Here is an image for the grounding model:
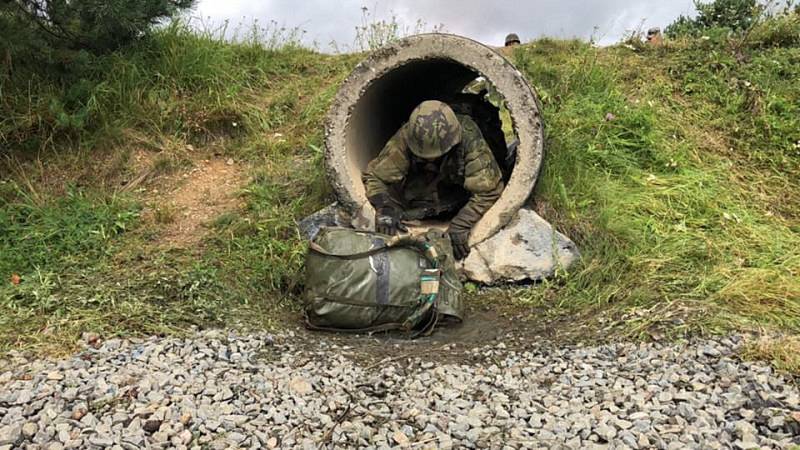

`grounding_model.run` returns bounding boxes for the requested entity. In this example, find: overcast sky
[192,1,698,50]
